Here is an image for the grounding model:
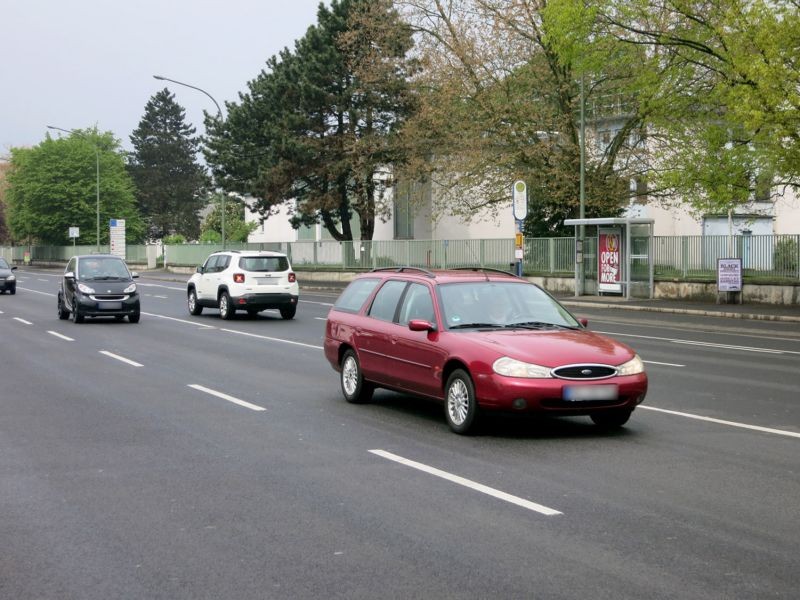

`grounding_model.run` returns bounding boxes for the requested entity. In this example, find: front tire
[280,305,296,320]
[188,288,203,315]
[71,297,84,323]
[9,285,15,295]
[218,291,234,320]
[590,409,632,429]
[128,312,140,323]
[444,369,479,434]
[340,349,373,404]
